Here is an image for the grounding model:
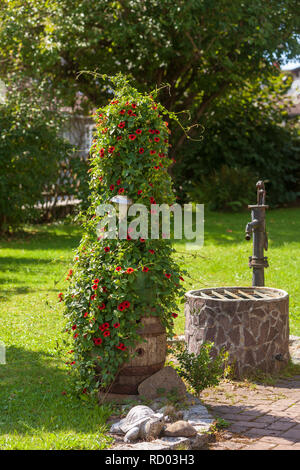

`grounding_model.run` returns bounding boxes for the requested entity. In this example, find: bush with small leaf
[173,342,229,395]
